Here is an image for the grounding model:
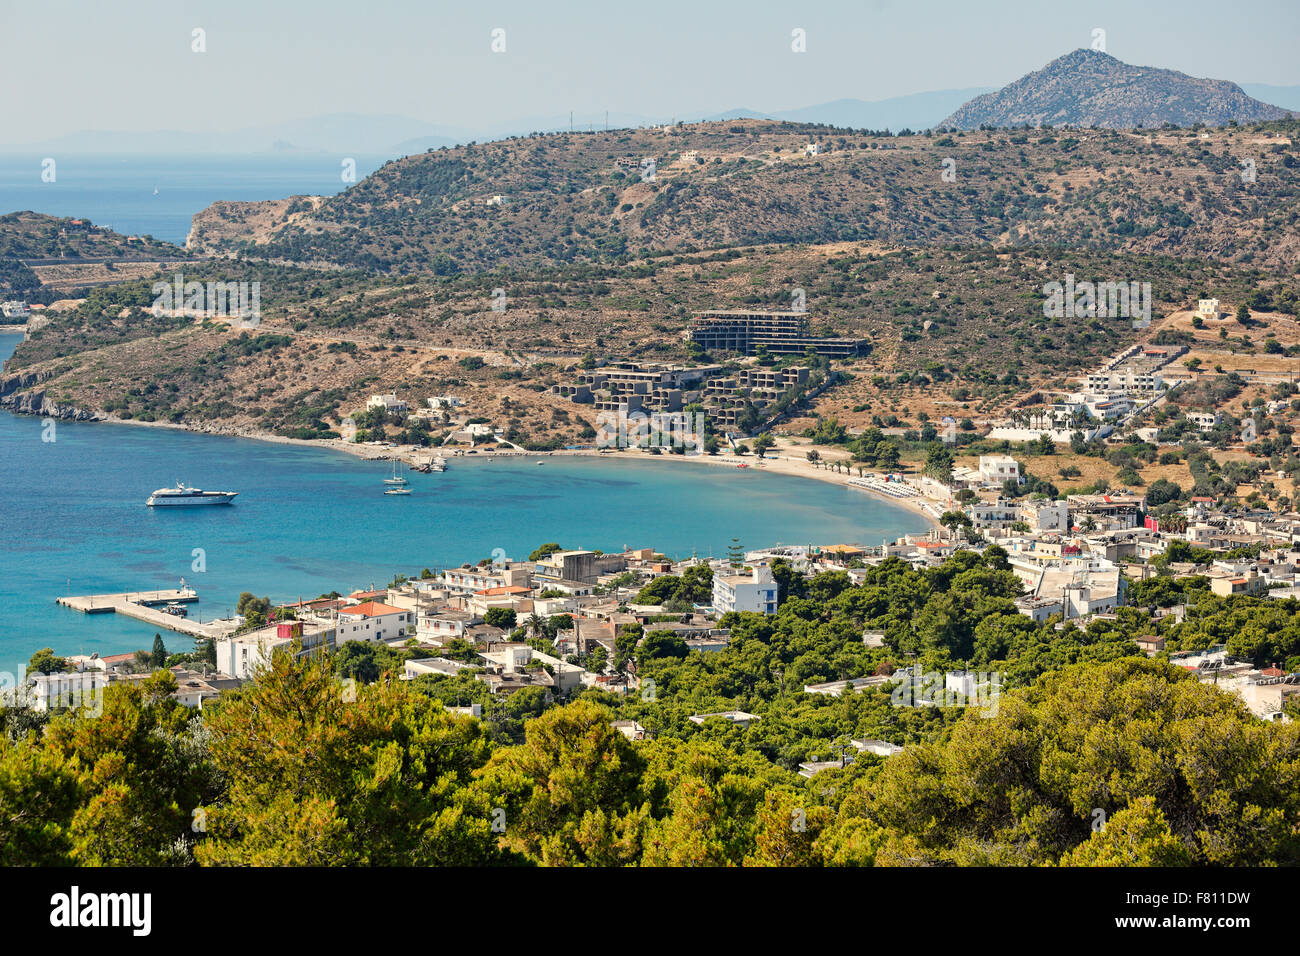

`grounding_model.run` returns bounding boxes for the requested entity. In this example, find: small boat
[430,456,447,472]
[383,461,408,485]
[163,602,188,618]
[536,460,545,466]
[384,486,412,496]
